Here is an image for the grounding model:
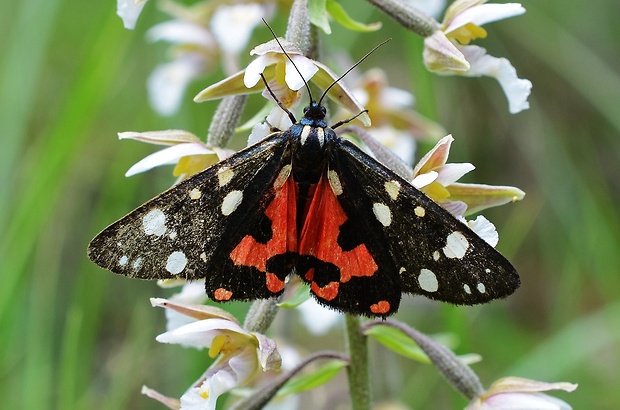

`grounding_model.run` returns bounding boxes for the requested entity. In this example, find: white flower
[151,300,281,410]
[466,377,578,410]
[118,130,229,180]
[117,0,148,30]
[211,3,274,56]
[412,134,525,218]
[424,0,532,113]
